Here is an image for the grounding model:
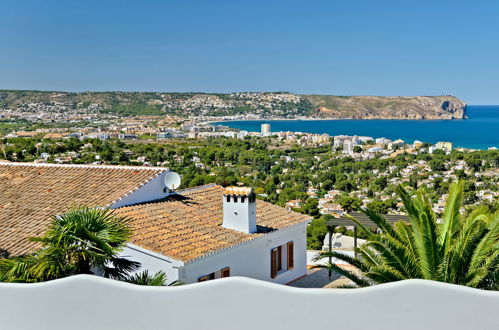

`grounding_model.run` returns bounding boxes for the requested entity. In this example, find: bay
[213,105,499,149]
